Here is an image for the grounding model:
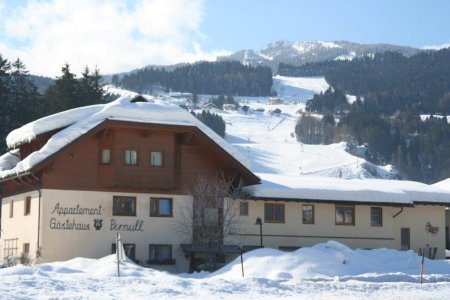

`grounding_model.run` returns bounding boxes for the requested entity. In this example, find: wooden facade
[1,120,259,198]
